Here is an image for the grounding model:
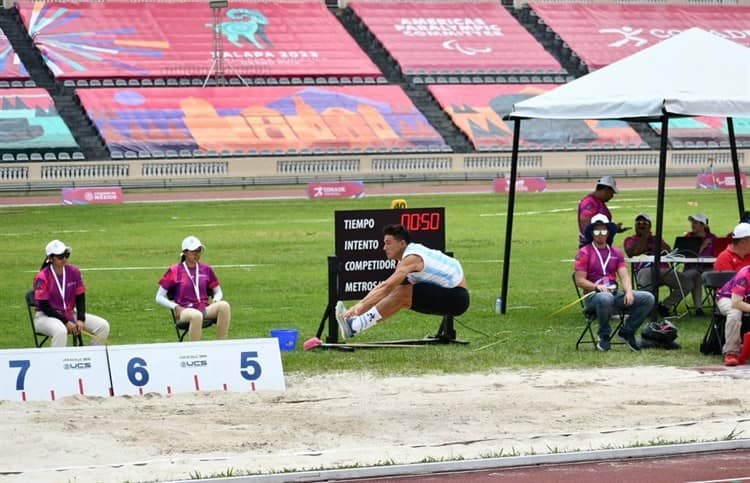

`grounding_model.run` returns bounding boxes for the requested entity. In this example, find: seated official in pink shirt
[155,236,231,341]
